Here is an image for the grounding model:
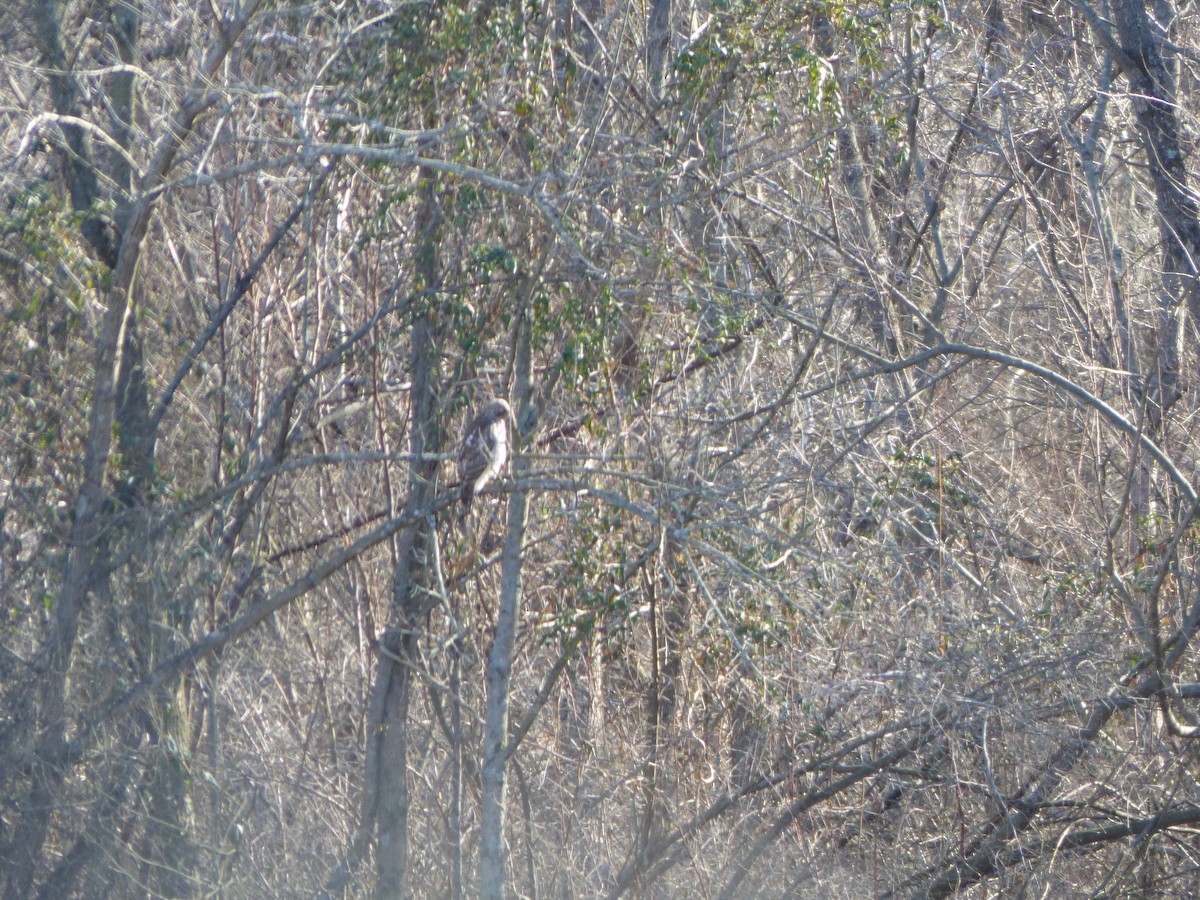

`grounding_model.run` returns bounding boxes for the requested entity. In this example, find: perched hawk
[457,399,511,516]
